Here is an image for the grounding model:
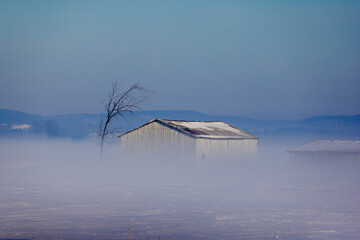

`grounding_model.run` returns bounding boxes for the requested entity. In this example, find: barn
[120,119,258,161]
[288,140,360,161]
